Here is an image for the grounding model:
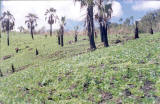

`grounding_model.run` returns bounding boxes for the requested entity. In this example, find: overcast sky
[1,0,160,31]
